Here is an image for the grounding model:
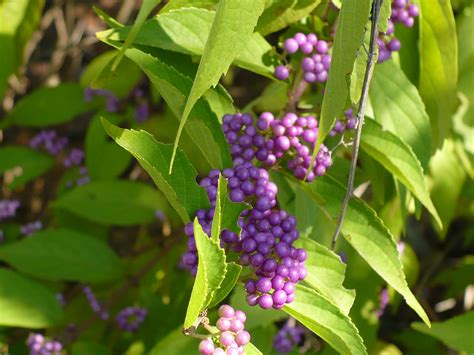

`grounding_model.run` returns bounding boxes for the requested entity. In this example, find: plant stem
[286,71,307,112]
[330,0,383,250]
